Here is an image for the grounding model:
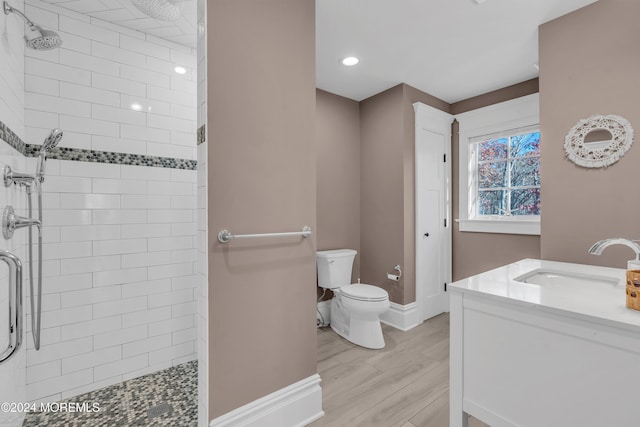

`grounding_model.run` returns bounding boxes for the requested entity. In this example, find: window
[456,94,540,235]
[472,128,540,217]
